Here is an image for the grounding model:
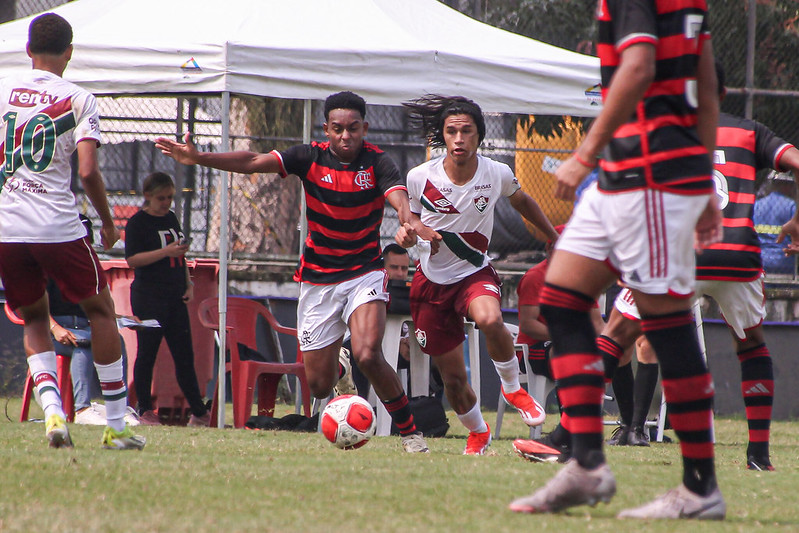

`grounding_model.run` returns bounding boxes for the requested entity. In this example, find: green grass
[1,399,797,533]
